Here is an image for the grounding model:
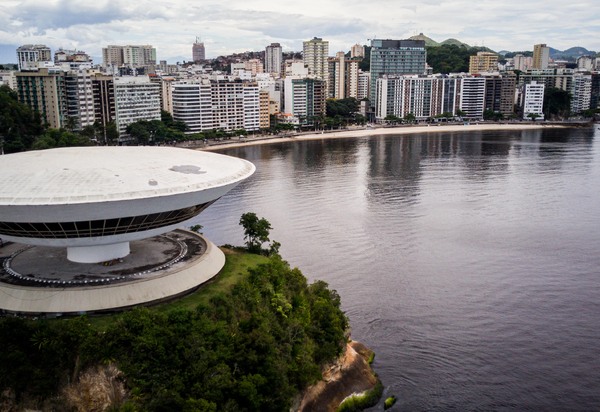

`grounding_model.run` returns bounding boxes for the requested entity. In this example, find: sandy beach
[198,123,568,151]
